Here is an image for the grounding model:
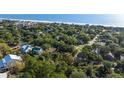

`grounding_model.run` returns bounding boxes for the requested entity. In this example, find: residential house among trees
[0,54,22,71]
[21,44,32,53]
[120,54,124,61]
[104,52,114,61]
[32,47,43,55]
